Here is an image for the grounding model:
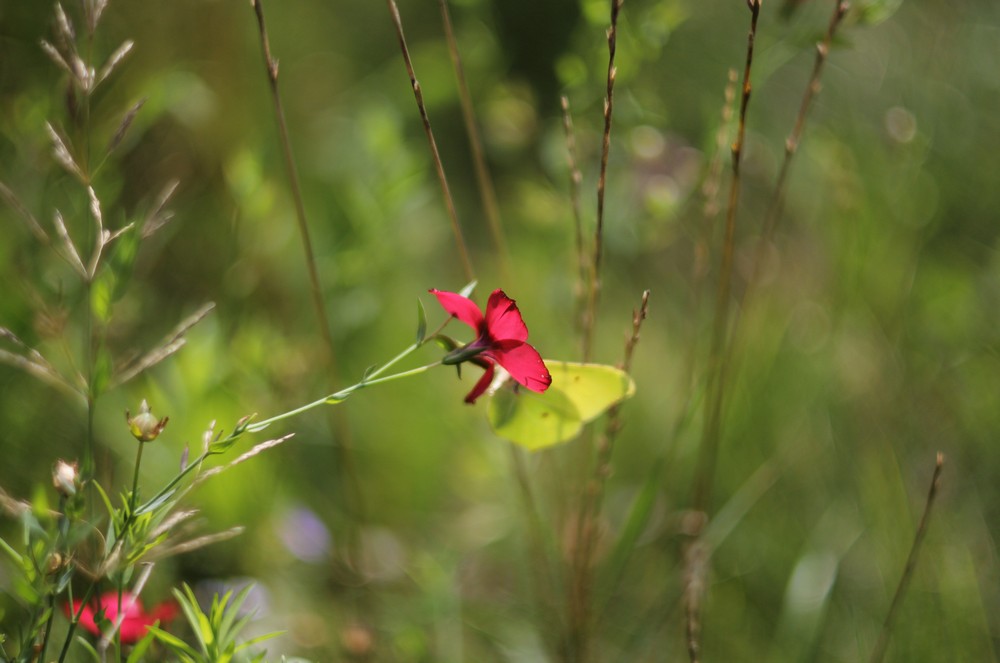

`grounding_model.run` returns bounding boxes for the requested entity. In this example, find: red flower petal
[489,340,551,393]
[430,289,485,333]
[63,592,173,644]
[464,359,496,404]
[65,599,100,637]
[484,290,529,342]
